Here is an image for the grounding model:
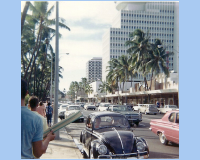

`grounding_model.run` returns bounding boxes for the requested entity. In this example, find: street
[64,108,179,159]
